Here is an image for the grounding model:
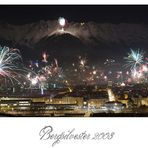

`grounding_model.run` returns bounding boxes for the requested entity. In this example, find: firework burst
[124,49,144,70]
[0,46,29,84]
[79,56,88,70]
